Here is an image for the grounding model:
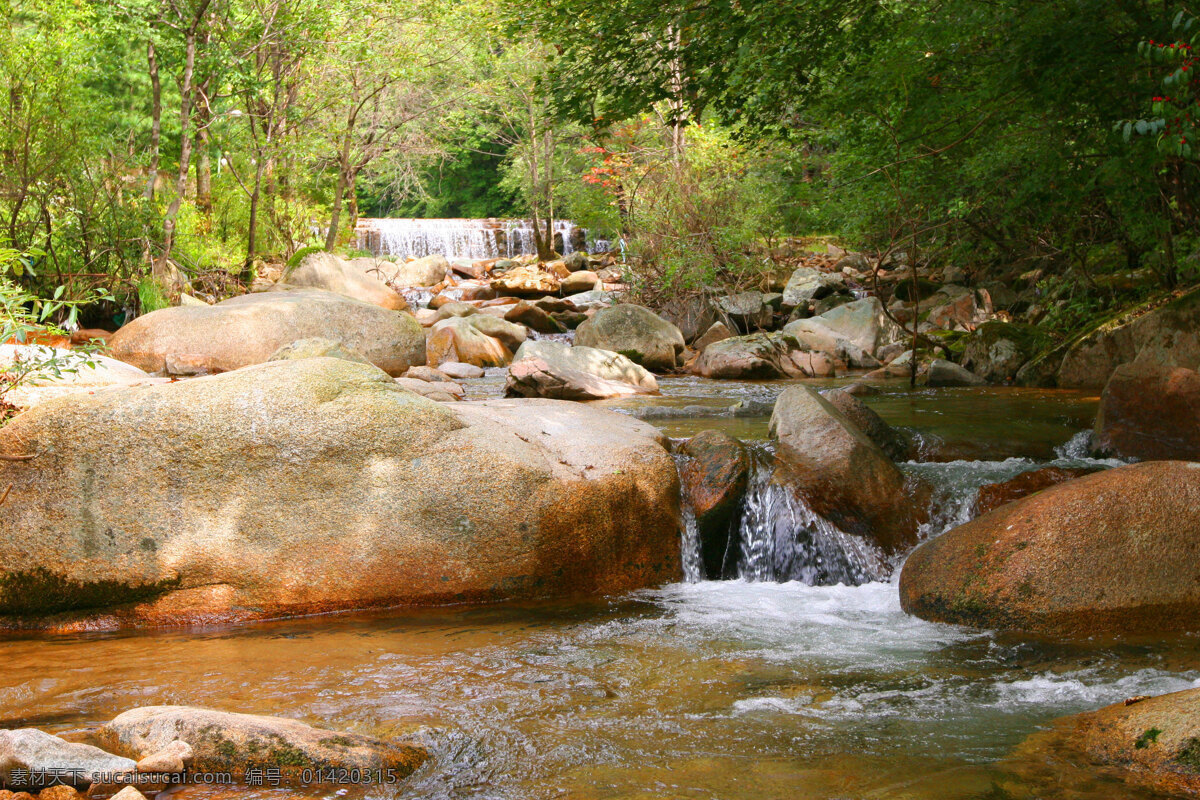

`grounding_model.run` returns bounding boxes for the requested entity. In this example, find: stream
[3,377,1191,799]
